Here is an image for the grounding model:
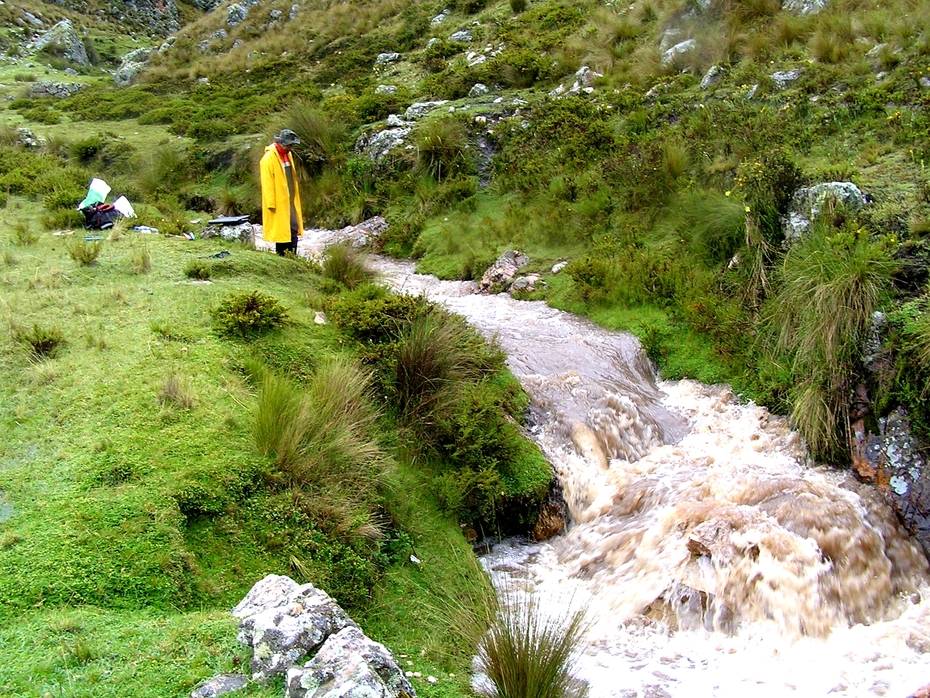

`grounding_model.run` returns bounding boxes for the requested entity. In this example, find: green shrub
[213,290,289,339]
[510,0,528,13]
[66,237,102,265]
[735,149,804,246]
[328,285,432,343]
[172,481,226,519]
[379,213,425,257]
[70,135,105,163]
[565,256,615,303]
[42,208,84,230]
[13,323,65,359]
[459,0,488,13]
[488,49,552,89]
